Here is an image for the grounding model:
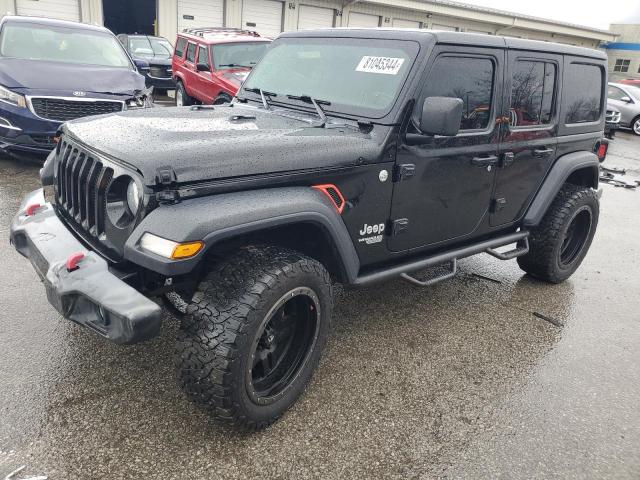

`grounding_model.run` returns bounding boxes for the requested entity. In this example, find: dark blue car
[0,15,153,159]
[117,34,175,93]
